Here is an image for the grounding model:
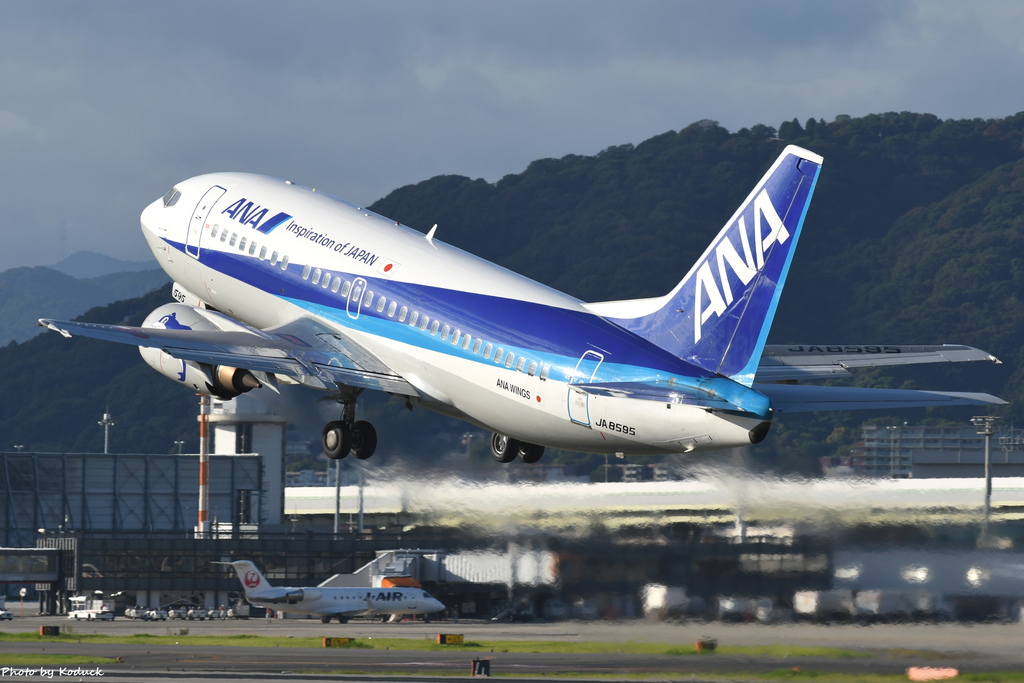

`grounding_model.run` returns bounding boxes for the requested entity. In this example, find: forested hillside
[0,265,168,344]
[3,112,1023,475]
[0,286,197,453]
